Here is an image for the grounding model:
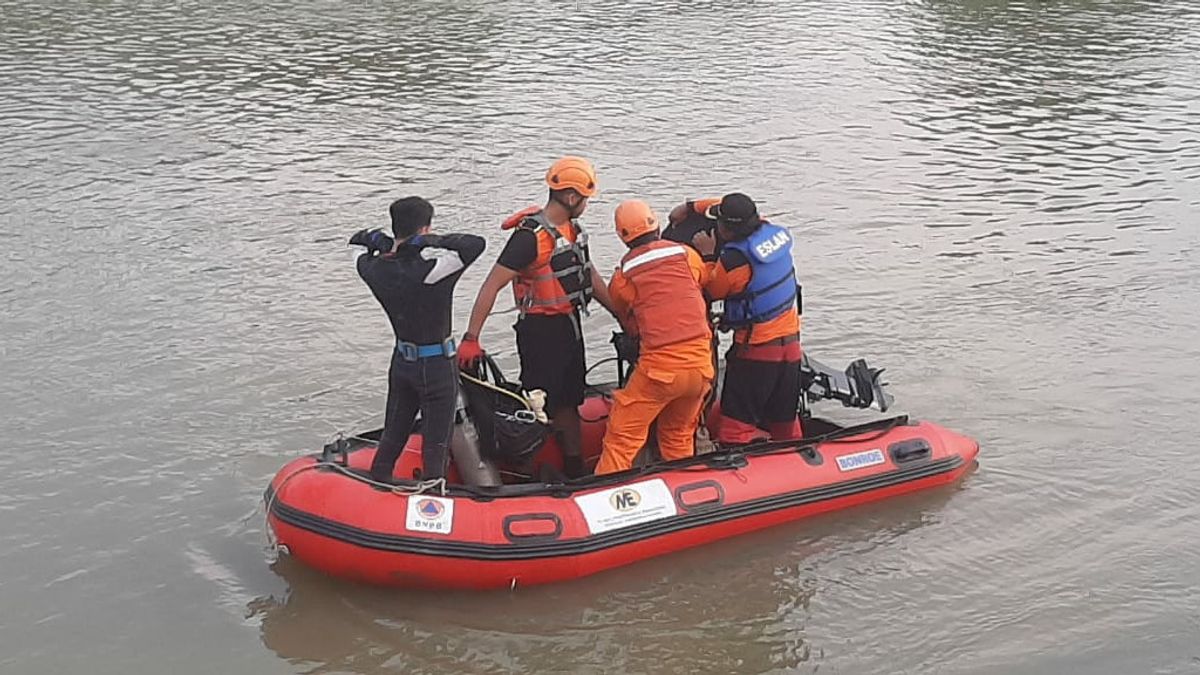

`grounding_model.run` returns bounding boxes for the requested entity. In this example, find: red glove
[457,334,484,369]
